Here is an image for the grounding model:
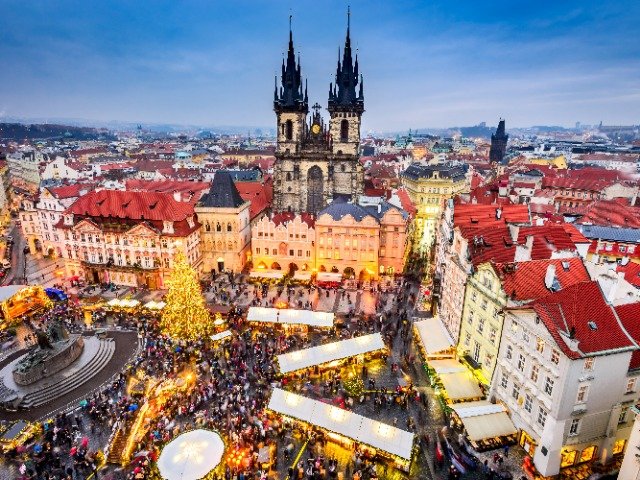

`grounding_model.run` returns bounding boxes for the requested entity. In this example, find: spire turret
[274,16,308,113]
[328,7,364,113]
